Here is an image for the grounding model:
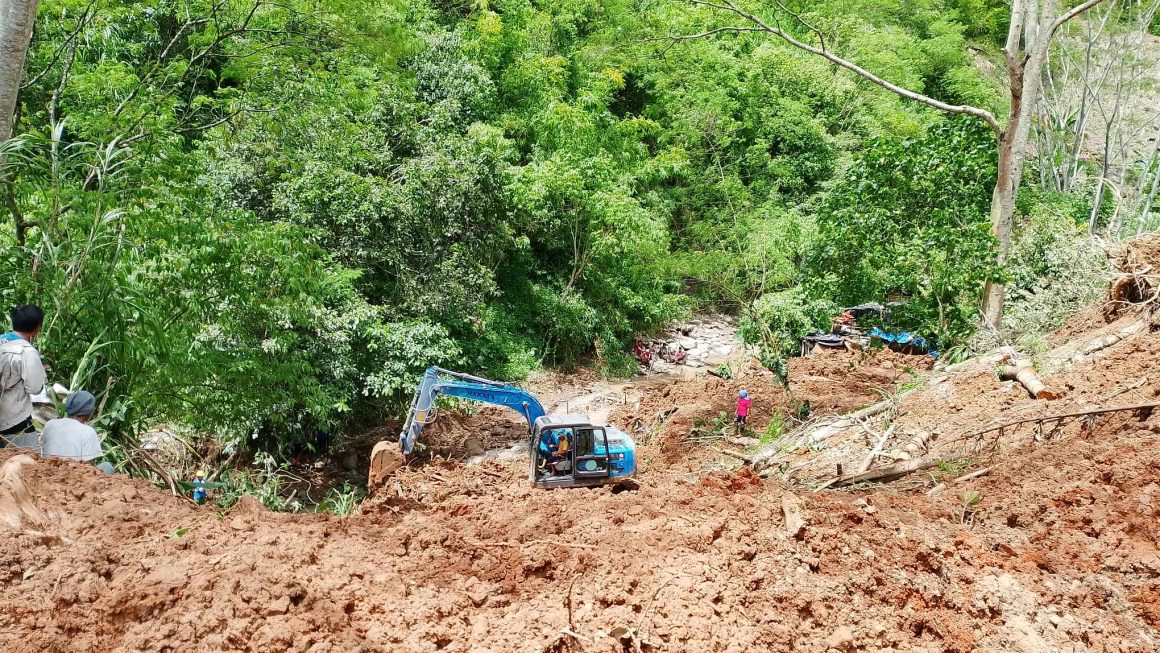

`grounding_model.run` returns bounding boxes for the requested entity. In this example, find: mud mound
[420,408,527,458]
[611,349,927,459]
[788,347,931,415]
[610,372,789,468]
